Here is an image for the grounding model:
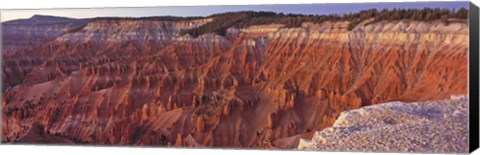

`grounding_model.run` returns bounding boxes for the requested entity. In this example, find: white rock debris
[298,95,469,153]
